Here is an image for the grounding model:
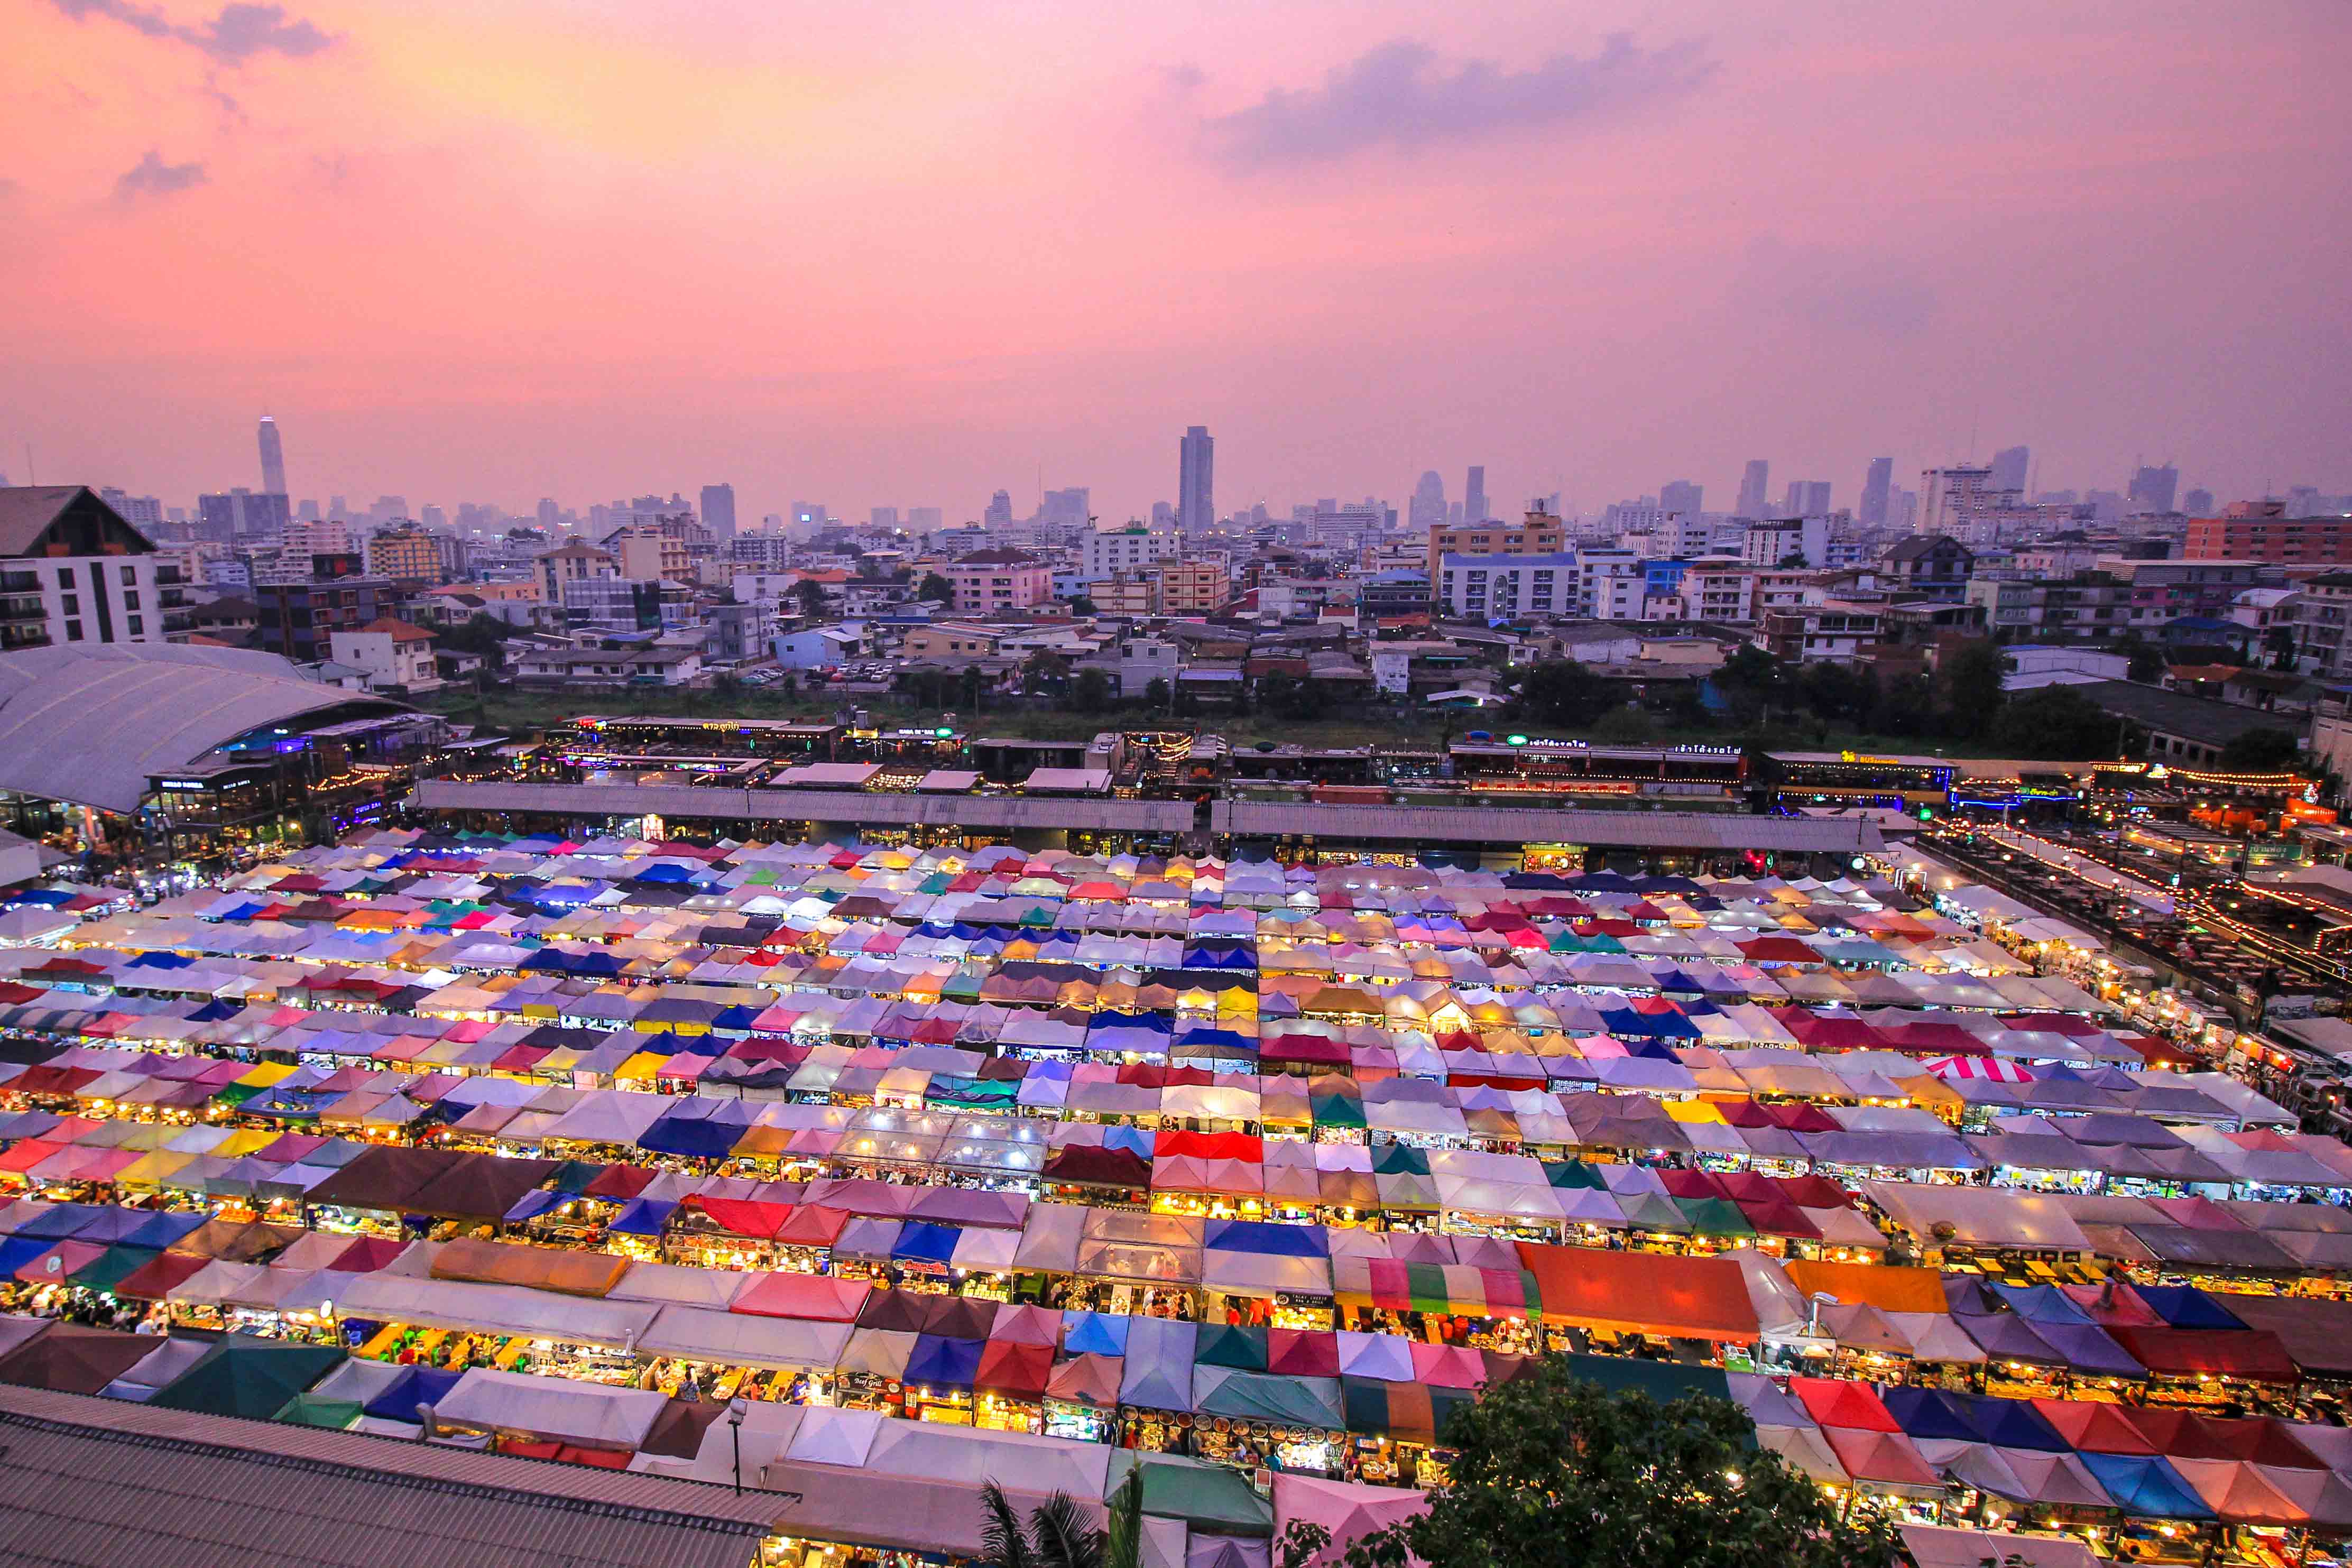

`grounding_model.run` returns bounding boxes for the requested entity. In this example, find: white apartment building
[1085,524,1180,579]
[327,617,442,693]
[1576,550,1645,620]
